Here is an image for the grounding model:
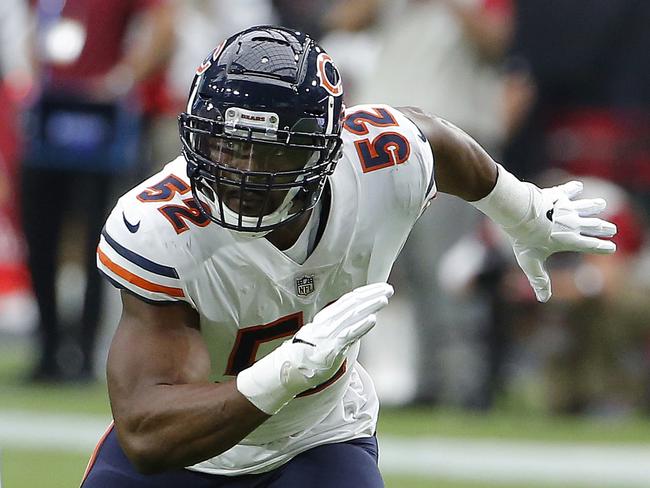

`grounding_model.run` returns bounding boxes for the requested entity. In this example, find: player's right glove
[237,282,394,414]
